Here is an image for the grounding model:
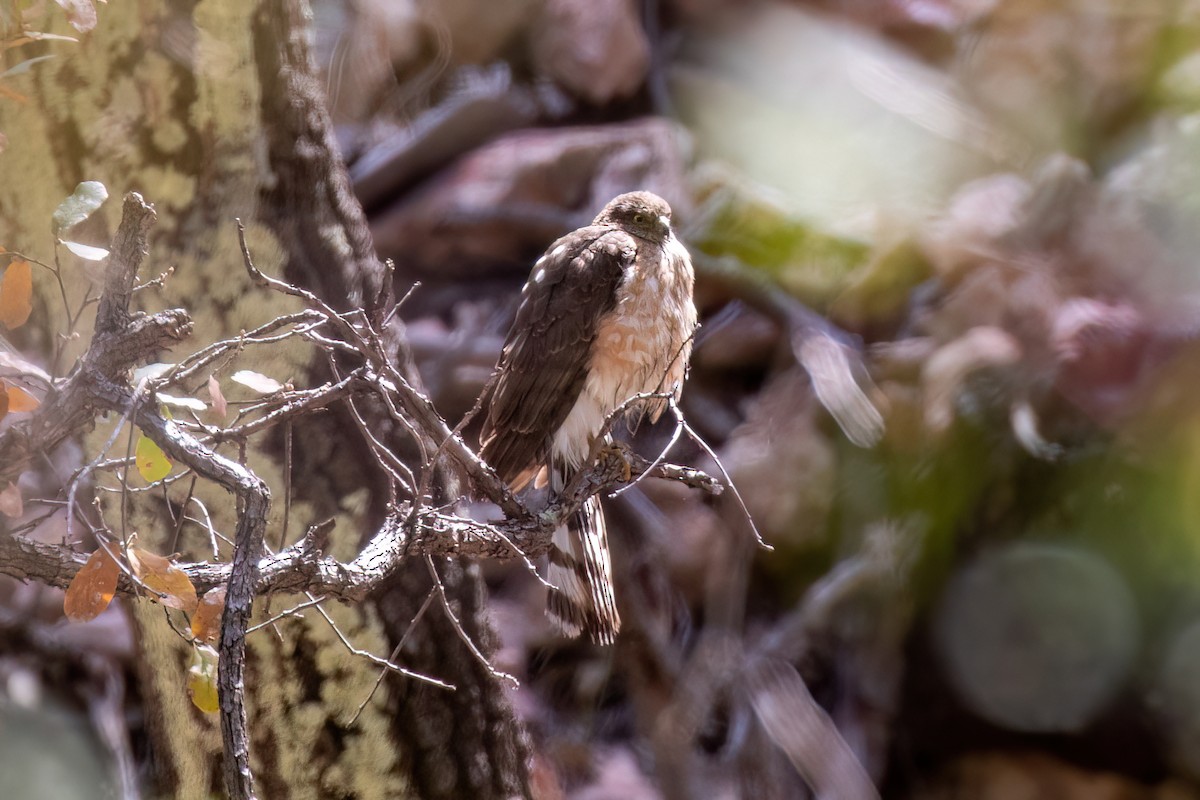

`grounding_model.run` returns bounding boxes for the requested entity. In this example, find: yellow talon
[599,440,634,482]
